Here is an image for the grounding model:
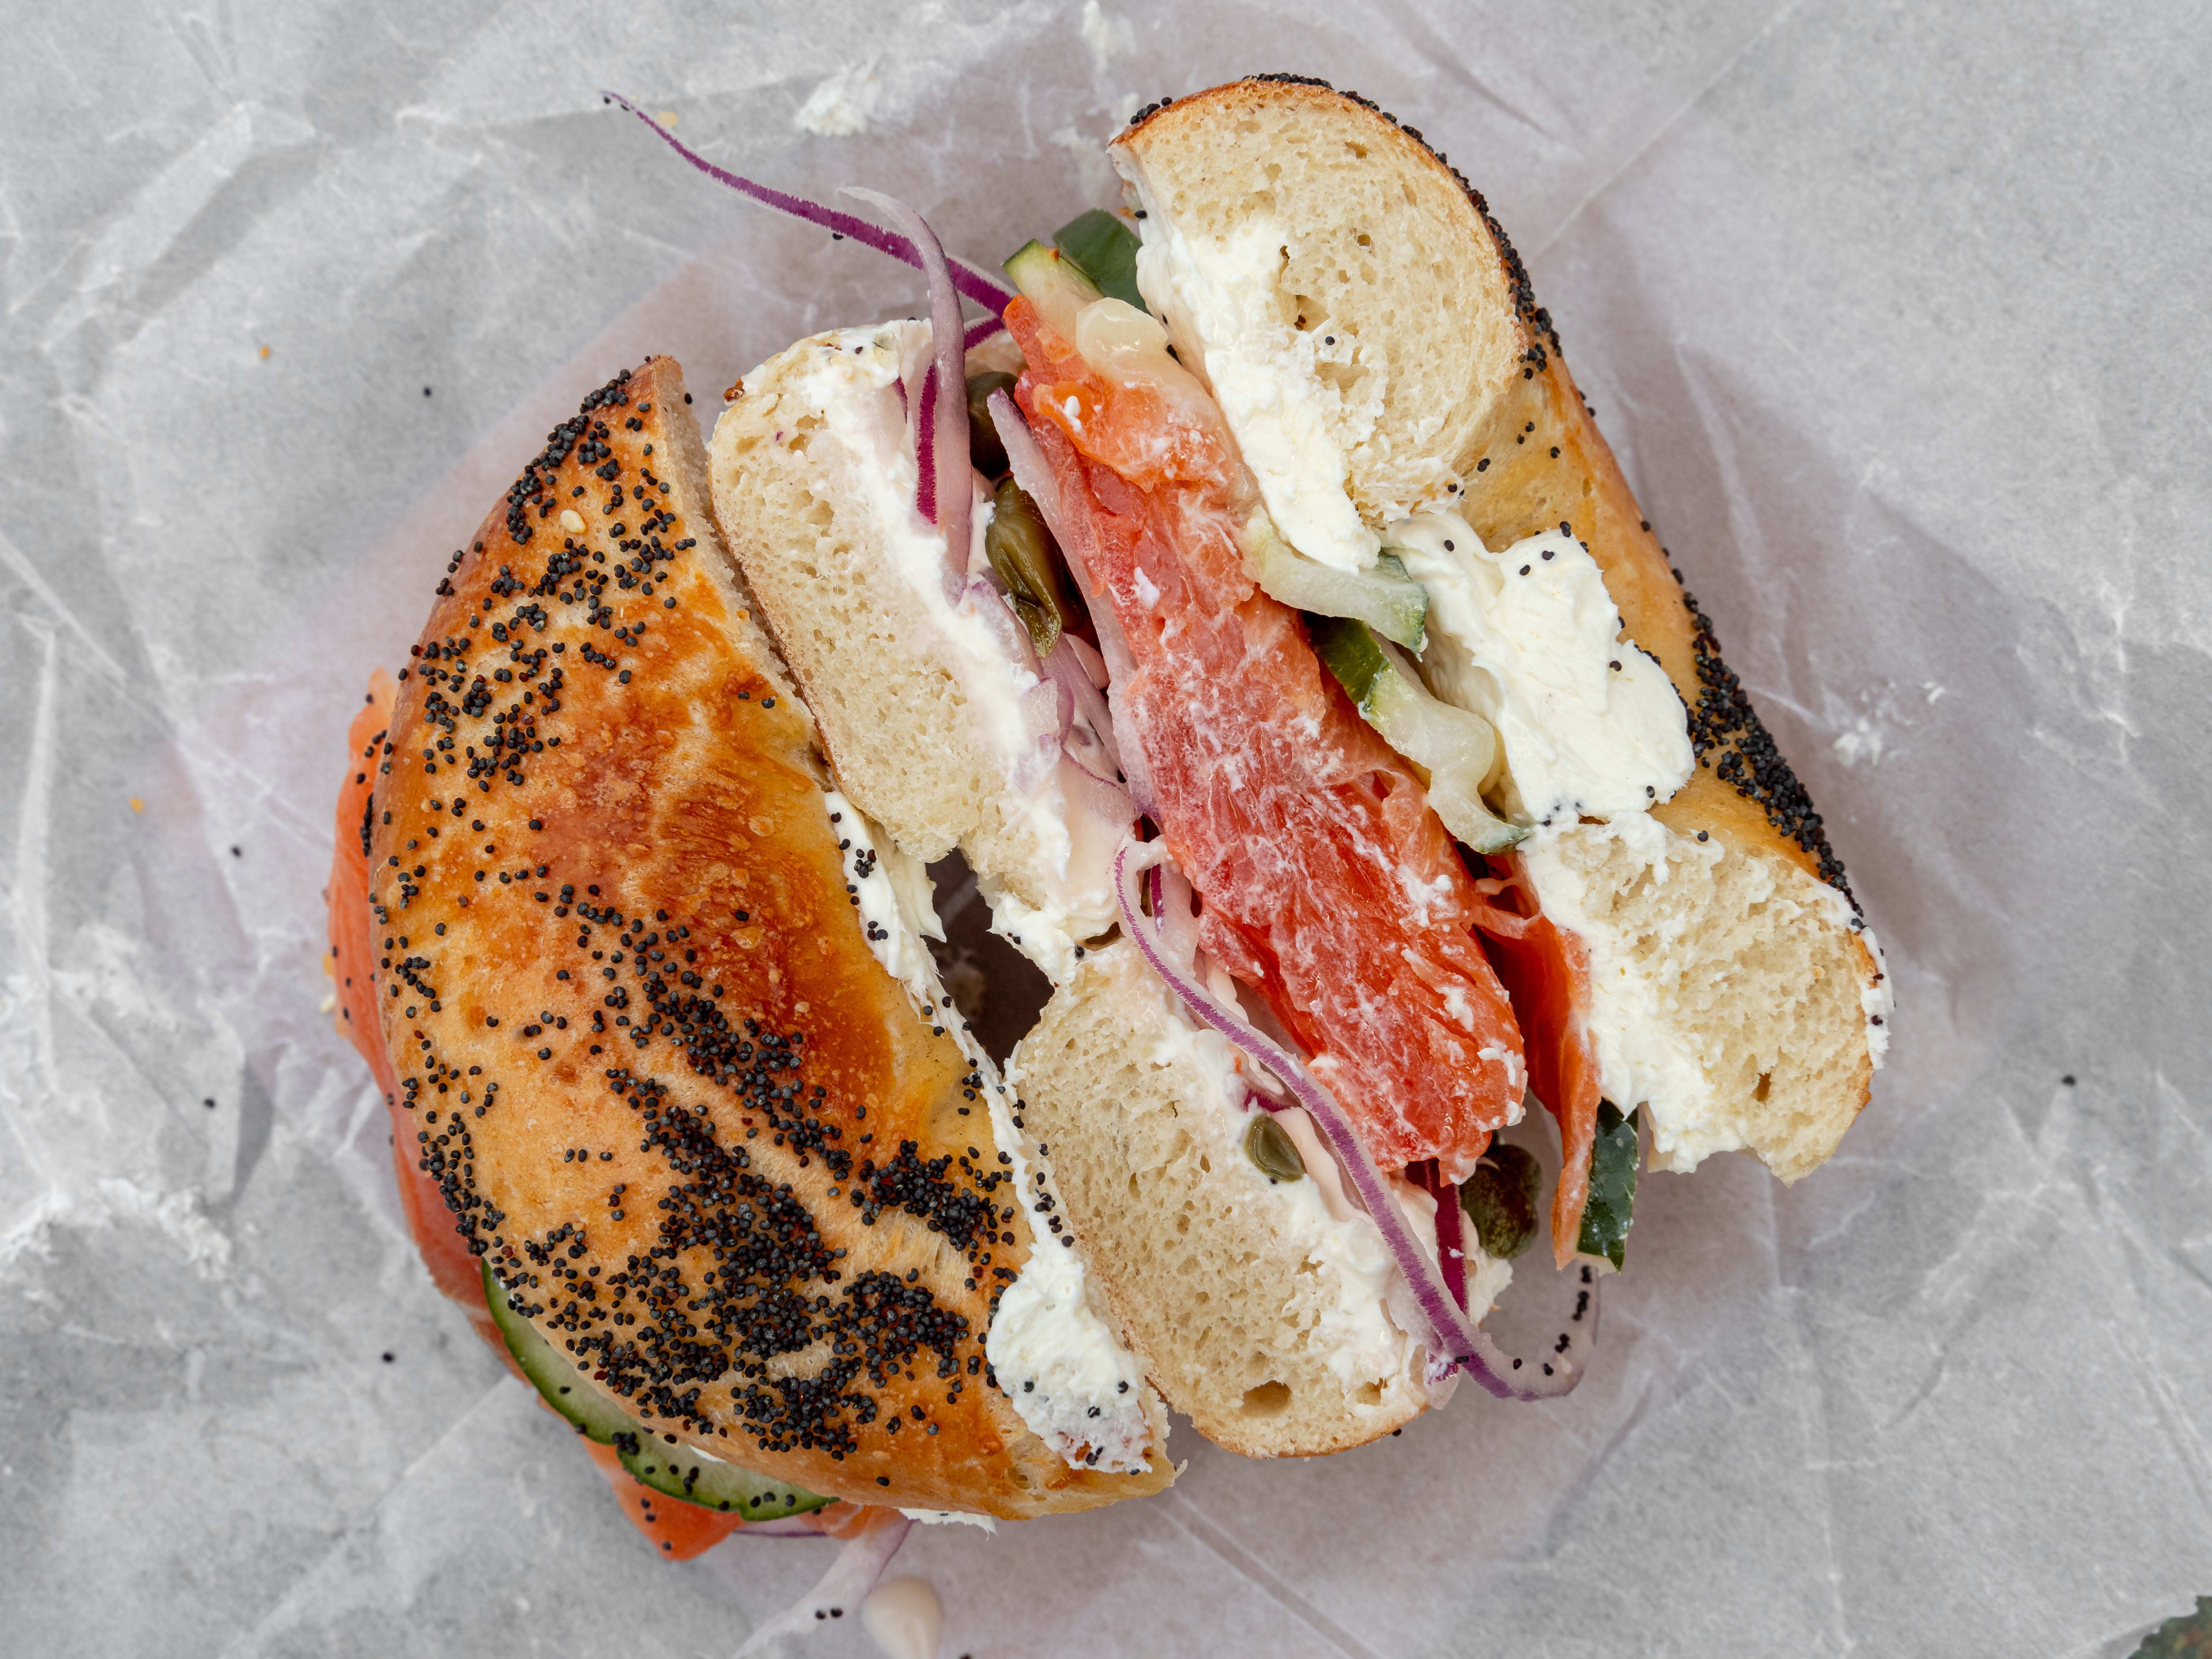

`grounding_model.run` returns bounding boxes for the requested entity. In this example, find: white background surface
[2,2,2207,1655]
